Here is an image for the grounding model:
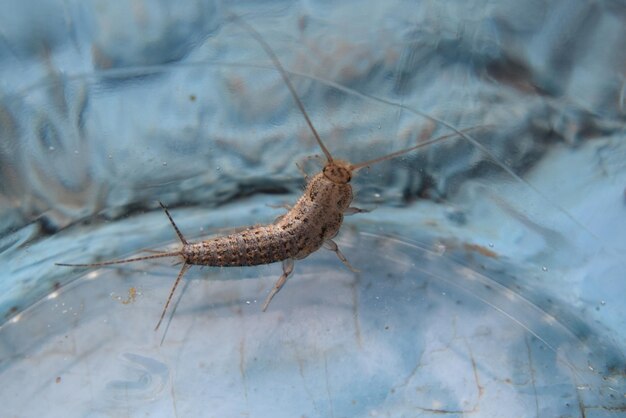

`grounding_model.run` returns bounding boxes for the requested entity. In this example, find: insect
[56,17,476,330]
